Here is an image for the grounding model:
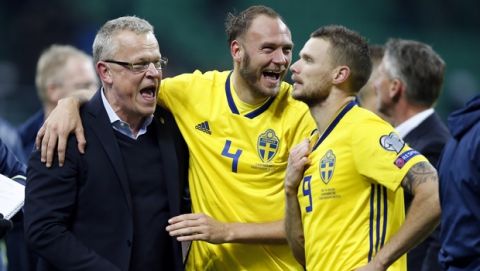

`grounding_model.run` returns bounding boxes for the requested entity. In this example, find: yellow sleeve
[351,118,427,192]
[158,72,196,110]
